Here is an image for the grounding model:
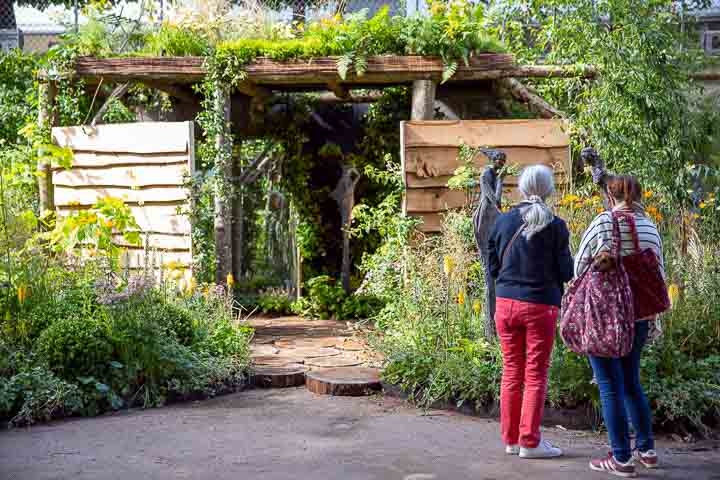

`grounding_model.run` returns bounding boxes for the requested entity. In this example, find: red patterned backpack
[560,215,635,358]
[612,211,670,319]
